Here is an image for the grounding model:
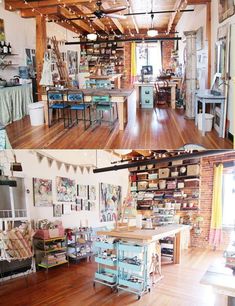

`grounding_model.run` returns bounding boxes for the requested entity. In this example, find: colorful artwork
[67,50,78,75]
[0,19,5,41]
[33,178,53,207]
[63,204,71,215]
[56,177,76,202]
[99,183,122,222]
[77,185,88,199]
[53,204,62,217]
[88,185,96,201]
[219,0,235,23]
